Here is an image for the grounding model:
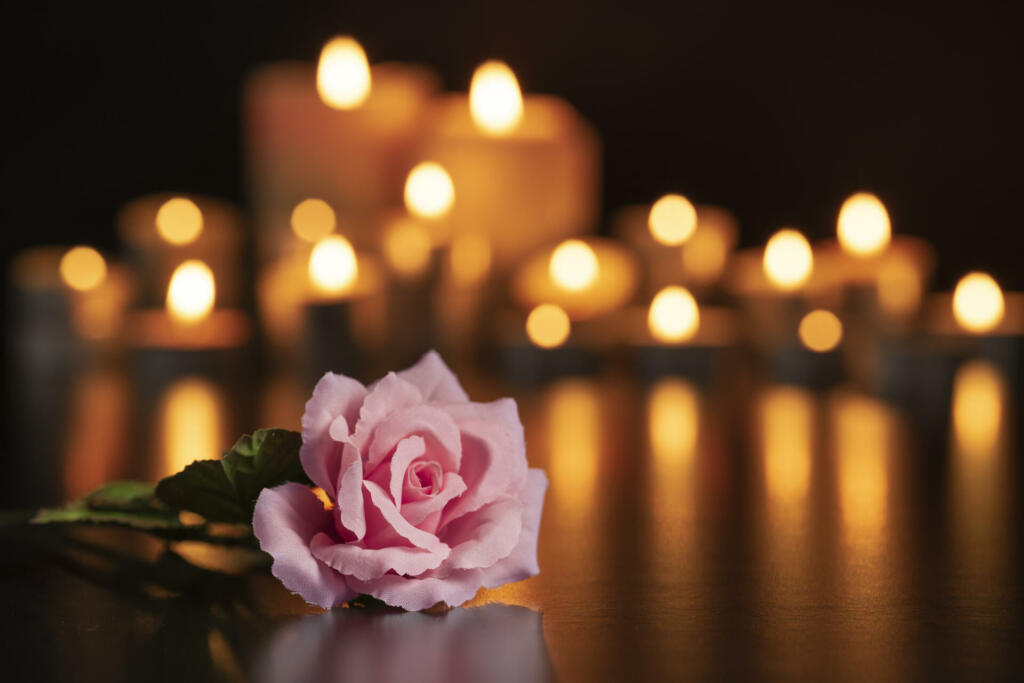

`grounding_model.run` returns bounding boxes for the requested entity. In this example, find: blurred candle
[647,286,700,344]
[245,36,438,260]
[763,228,813,291]
[837,192,891,257]
[418,60,599,268]
[952,272,1004,334]
[648,194,698,247]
